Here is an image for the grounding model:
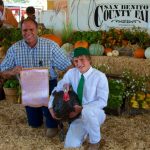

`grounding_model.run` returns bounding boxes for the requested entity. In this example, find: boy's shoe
[99,139,106,148]
[85,139,106,150]
[46,128,58,138]
[87,143,100,150]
